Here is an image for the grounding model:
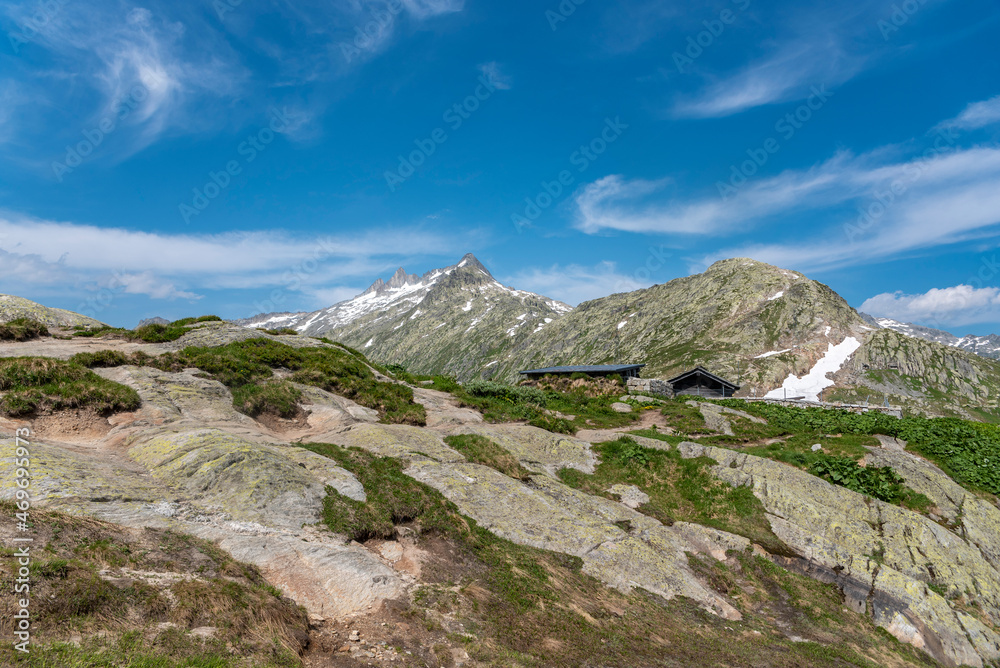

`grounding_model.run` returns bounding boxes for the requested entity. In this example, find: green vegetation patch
[807,456,932,510]
[0,317,49,341]
[444,433,533,480]
[0,357,141,416]
[72,315,223,343]
[72,338,426,425]
[153,339,425,425]
[558,436,793,557]
[443,378,639,433]
[717,399,1000,497]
